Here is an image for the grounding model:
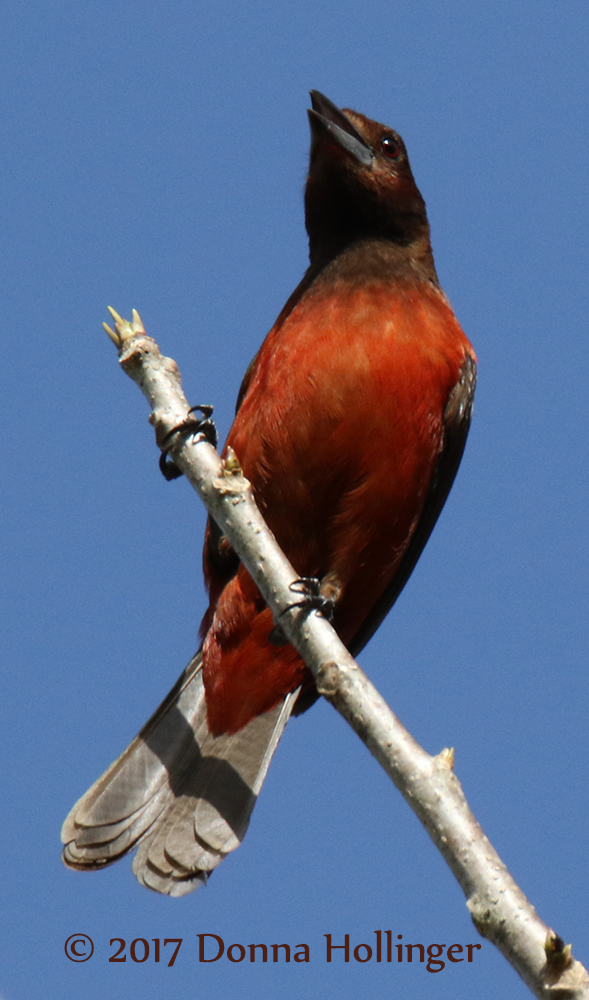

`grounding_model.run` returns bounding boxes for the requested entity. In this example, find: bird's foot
[269,577,337,645]
[159,405,218,480]
[282,577,336,620]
